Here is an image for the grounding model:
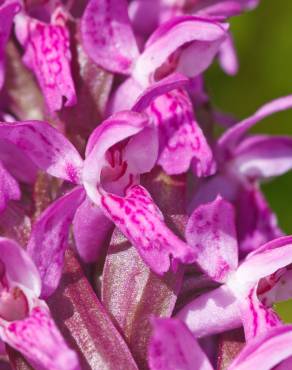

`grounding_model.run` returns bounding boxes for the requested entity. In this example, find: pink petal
[229,325,292,370]
[133,16,227,86]
[1,306,80,370]
[176,285,241,337]
[83,111,156,203]
[146,88,216,175]
[238,285,281,341]
[194,0,257,18]
[0,139,37,184]
[218,34,238,75]
[27,187,85,298]
[100,185,197,274]
[186,196,238,283]
[0,162,20,214]
[15,8,76,112]
[0,121,84,183]
[233,135,292,179]
[218,95,292,153]
[72,197,114,263]
[81,0,139,74]
[232,236,292,294]
[0,237,41,297]
[0,1,21,89]
[132,73,189,112]
[149,317,213,370]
